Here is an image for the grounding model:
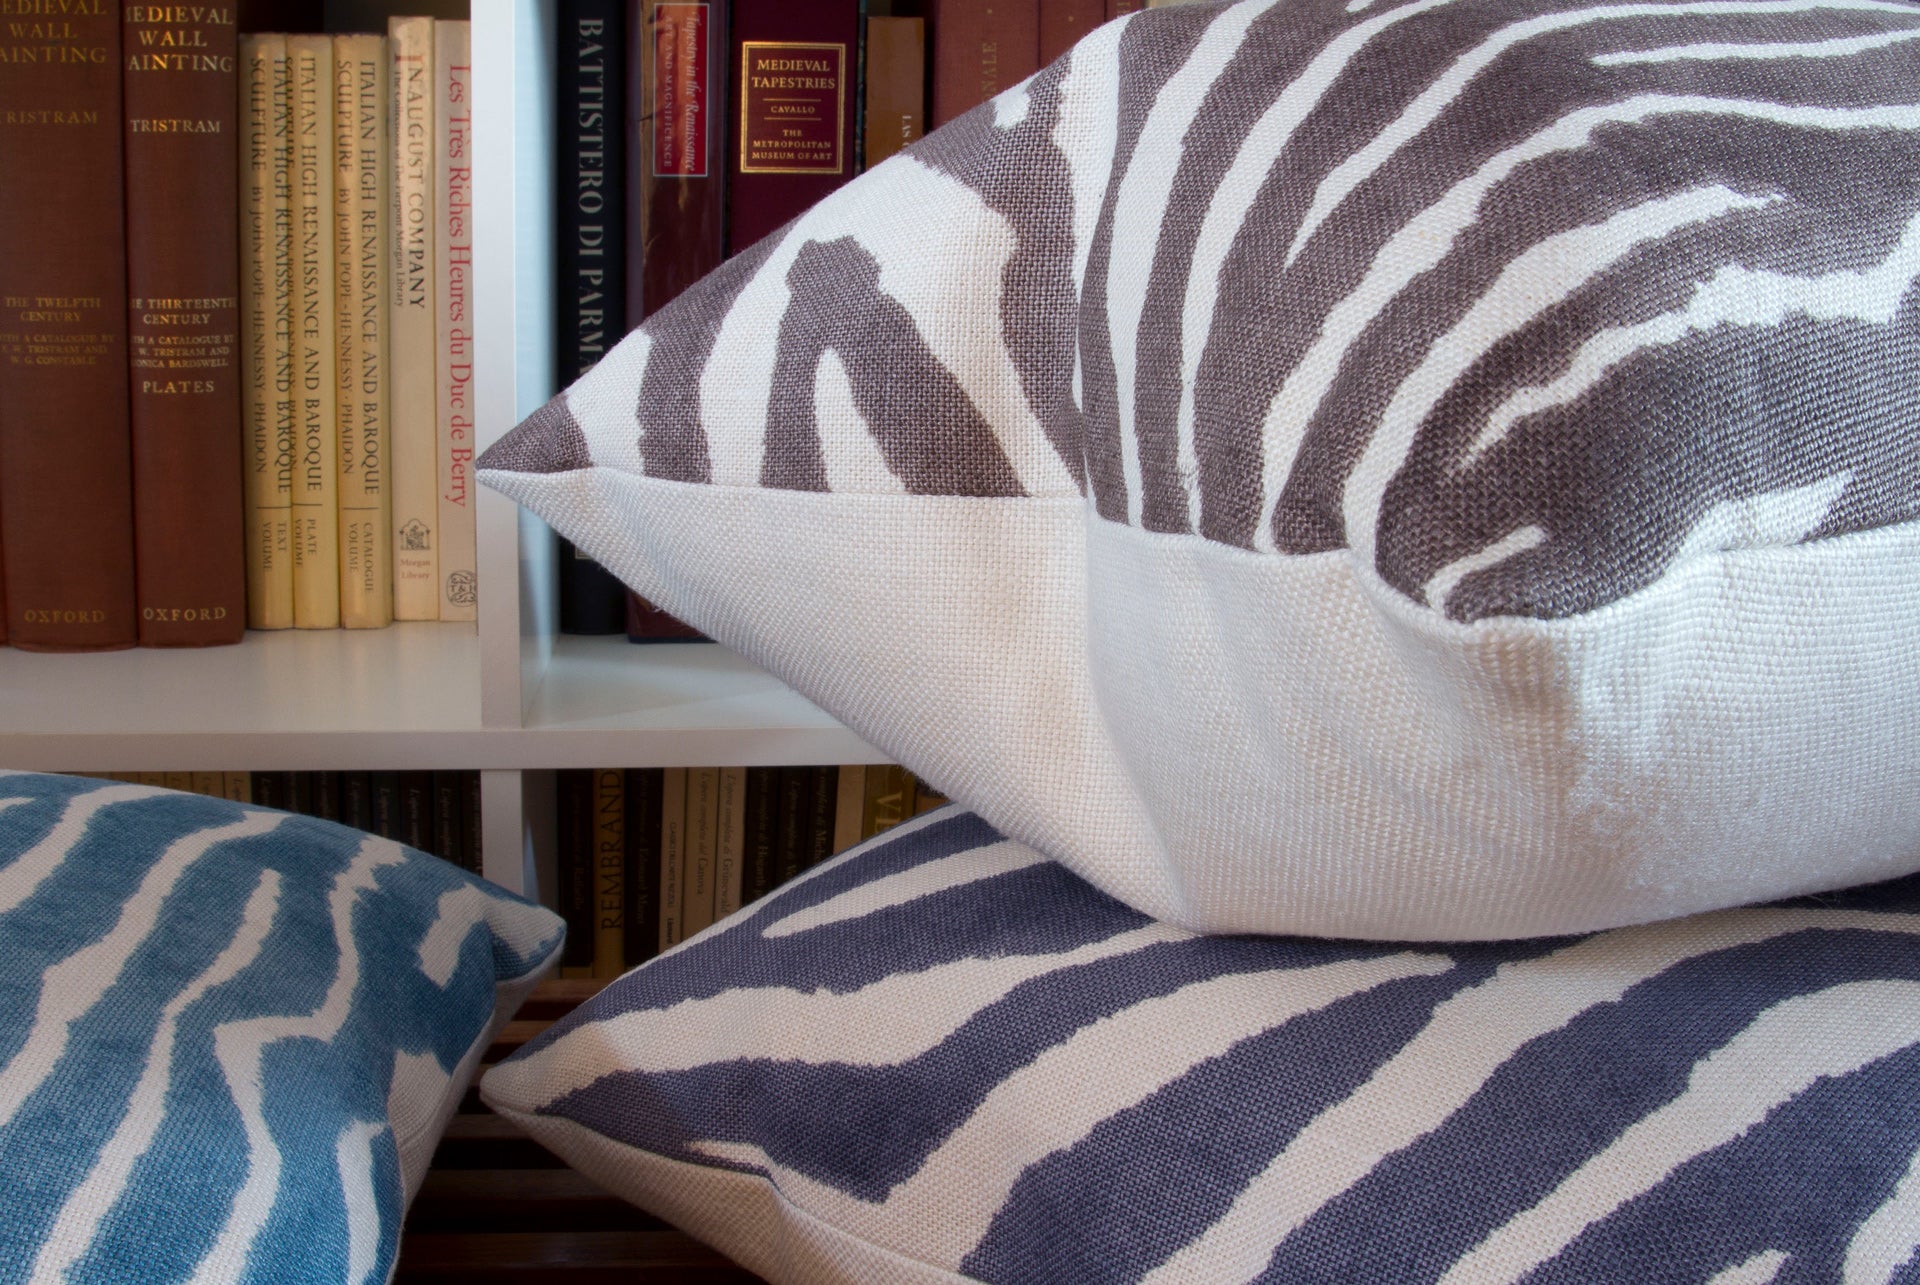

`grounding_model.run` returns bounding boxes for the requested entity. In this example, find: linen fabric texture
[482,807,1920,1285]
[0,771,565,1285]
[479,0,1920,940]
